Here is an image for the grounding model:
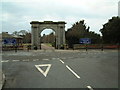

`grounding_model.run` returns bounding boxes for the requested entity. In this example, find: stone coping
[30,21,66,24]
